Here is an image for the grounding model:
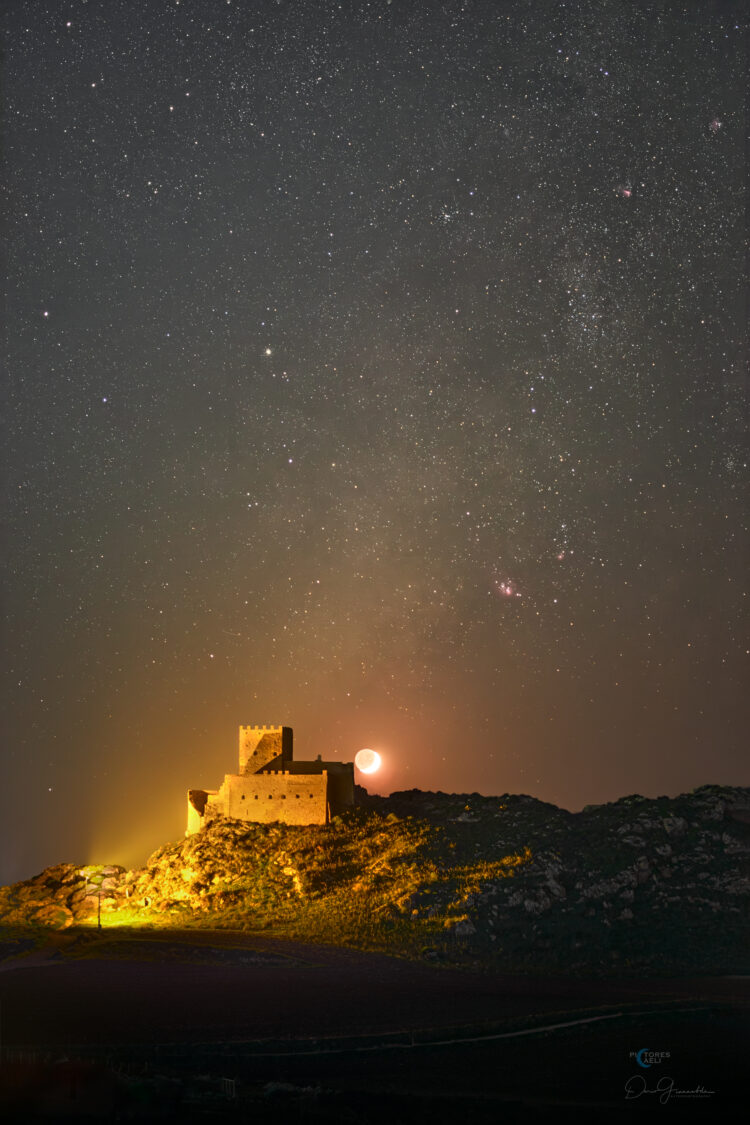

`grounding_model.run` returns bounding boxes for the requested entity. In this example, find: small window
[254,795,258,800]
